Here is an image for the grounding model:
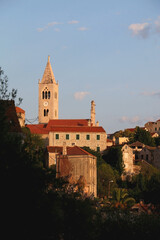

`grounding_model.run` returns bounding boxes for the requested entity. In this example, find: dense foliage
[129,126,155,146]
[103,146,124,175]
